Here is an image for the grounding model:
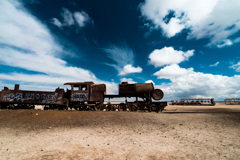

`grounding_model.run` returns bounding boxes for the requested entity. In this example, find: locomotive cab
[64,82,106,110]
